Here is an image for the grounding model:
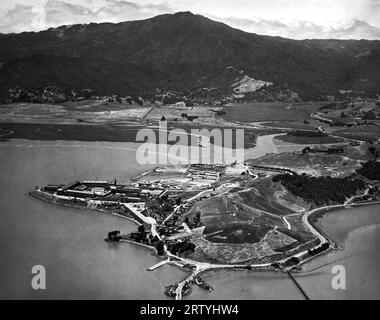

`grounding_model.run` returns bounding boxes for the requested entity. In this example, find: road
[282,216,292,229]
[344,188,370,206]
[311,112,333,124]
[37,178,378,300]
[122,202,160,238]
[120,185,376,299]
[142,105,156,120]
[311,112,365,144]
